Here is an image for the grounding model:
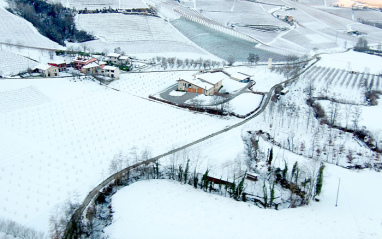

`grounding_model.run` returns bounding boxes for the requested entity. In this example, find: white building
[99,65,119,79]
[33,64,58,77]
